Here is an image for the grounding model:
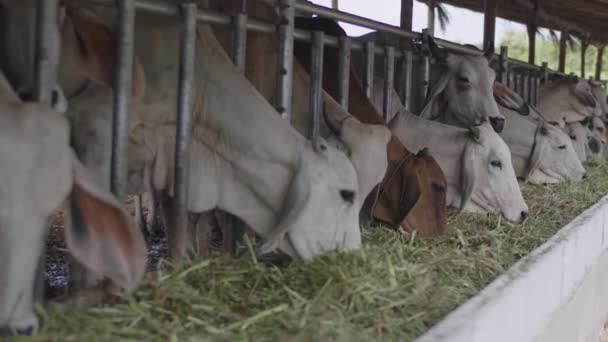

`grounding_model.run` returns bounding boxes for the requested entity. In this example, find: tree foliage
[499,29,607,80]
